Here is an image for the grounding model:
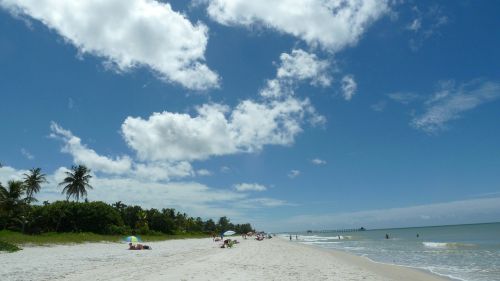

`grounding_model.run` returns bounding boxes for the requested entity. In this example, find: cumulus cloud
[311,158,326,165]
[0,165,27,183]
[261,49,331,99]
[50,122,194,181]
[276,49,331,87]
[50,122,133,175]
[341,75,357,100]
[122,97,319,162]
[133,161,194,181]
[288,169,300,178]
[234,183,267,192]
[203,0,389,52]
[0,0,218,90]
[411,80,500,133]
